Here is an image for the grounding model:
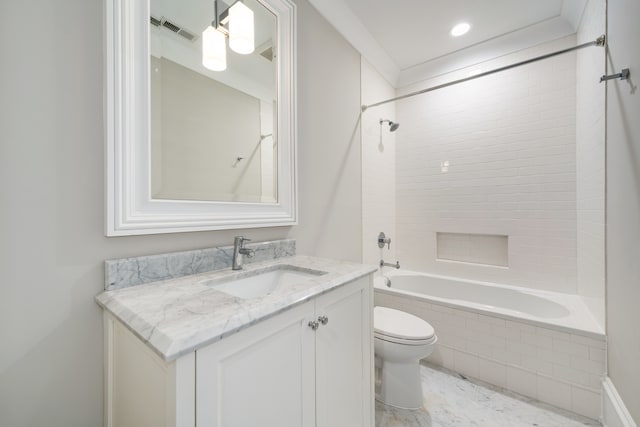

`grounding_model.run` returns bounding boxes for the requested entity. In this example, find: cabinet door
[196,300,315,427]
[315,277,373,427]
